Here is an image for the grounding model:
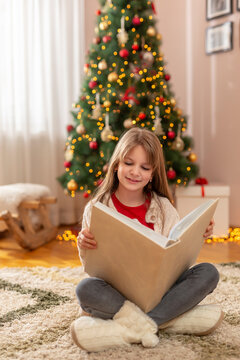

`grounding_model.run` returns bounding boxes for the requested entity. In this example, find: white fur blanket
[0,183,50,214]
